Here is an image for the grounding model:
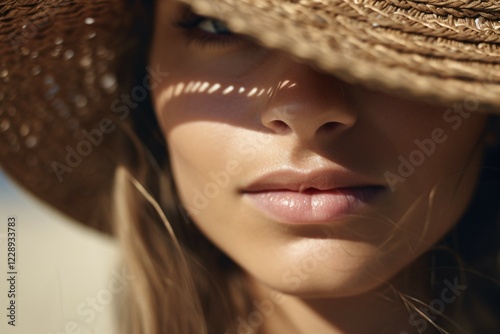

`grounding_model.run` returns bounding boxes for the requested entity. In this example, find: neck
[243,268,436,334]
